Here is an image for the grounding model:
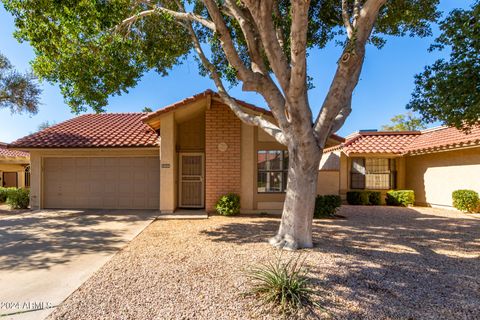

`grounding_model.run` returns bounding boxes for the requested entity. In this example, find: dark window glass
[351,158,397,190]
[257,150,288,193]
[24,165,30,188]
